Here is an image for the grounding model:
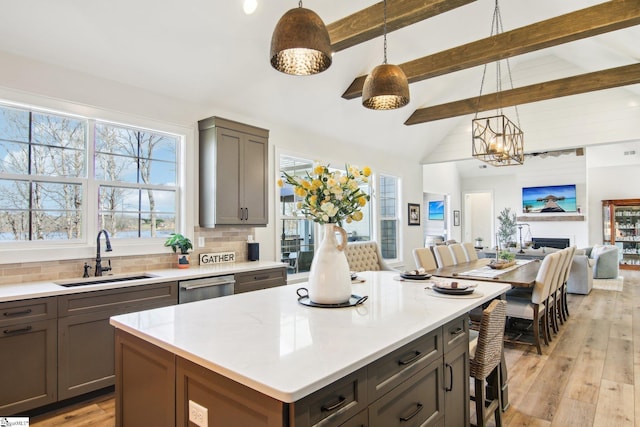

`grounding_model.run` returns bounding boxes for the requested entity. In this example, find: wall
[422,162,462,242]
[0,51,425,280]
